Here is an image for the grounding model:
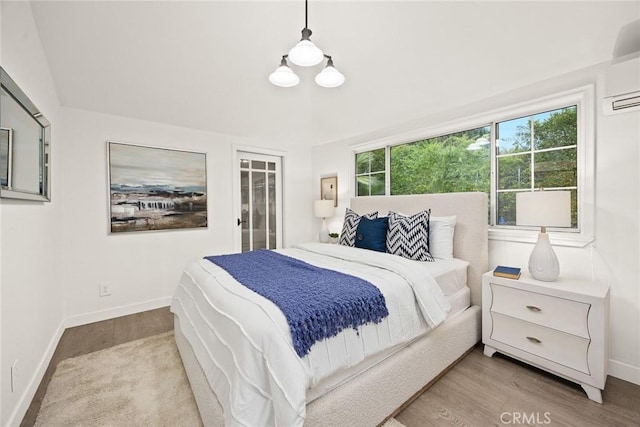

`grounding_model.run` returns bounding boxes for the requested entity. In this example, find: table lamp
[314,200,335,243]
[516,191,571,281]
